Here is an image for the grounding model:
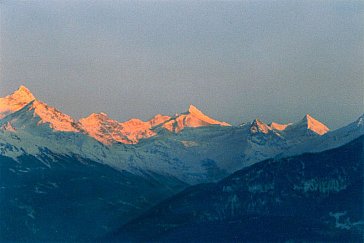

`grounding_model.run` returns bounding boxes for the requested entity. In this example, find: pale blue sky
[1,0,363,129]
